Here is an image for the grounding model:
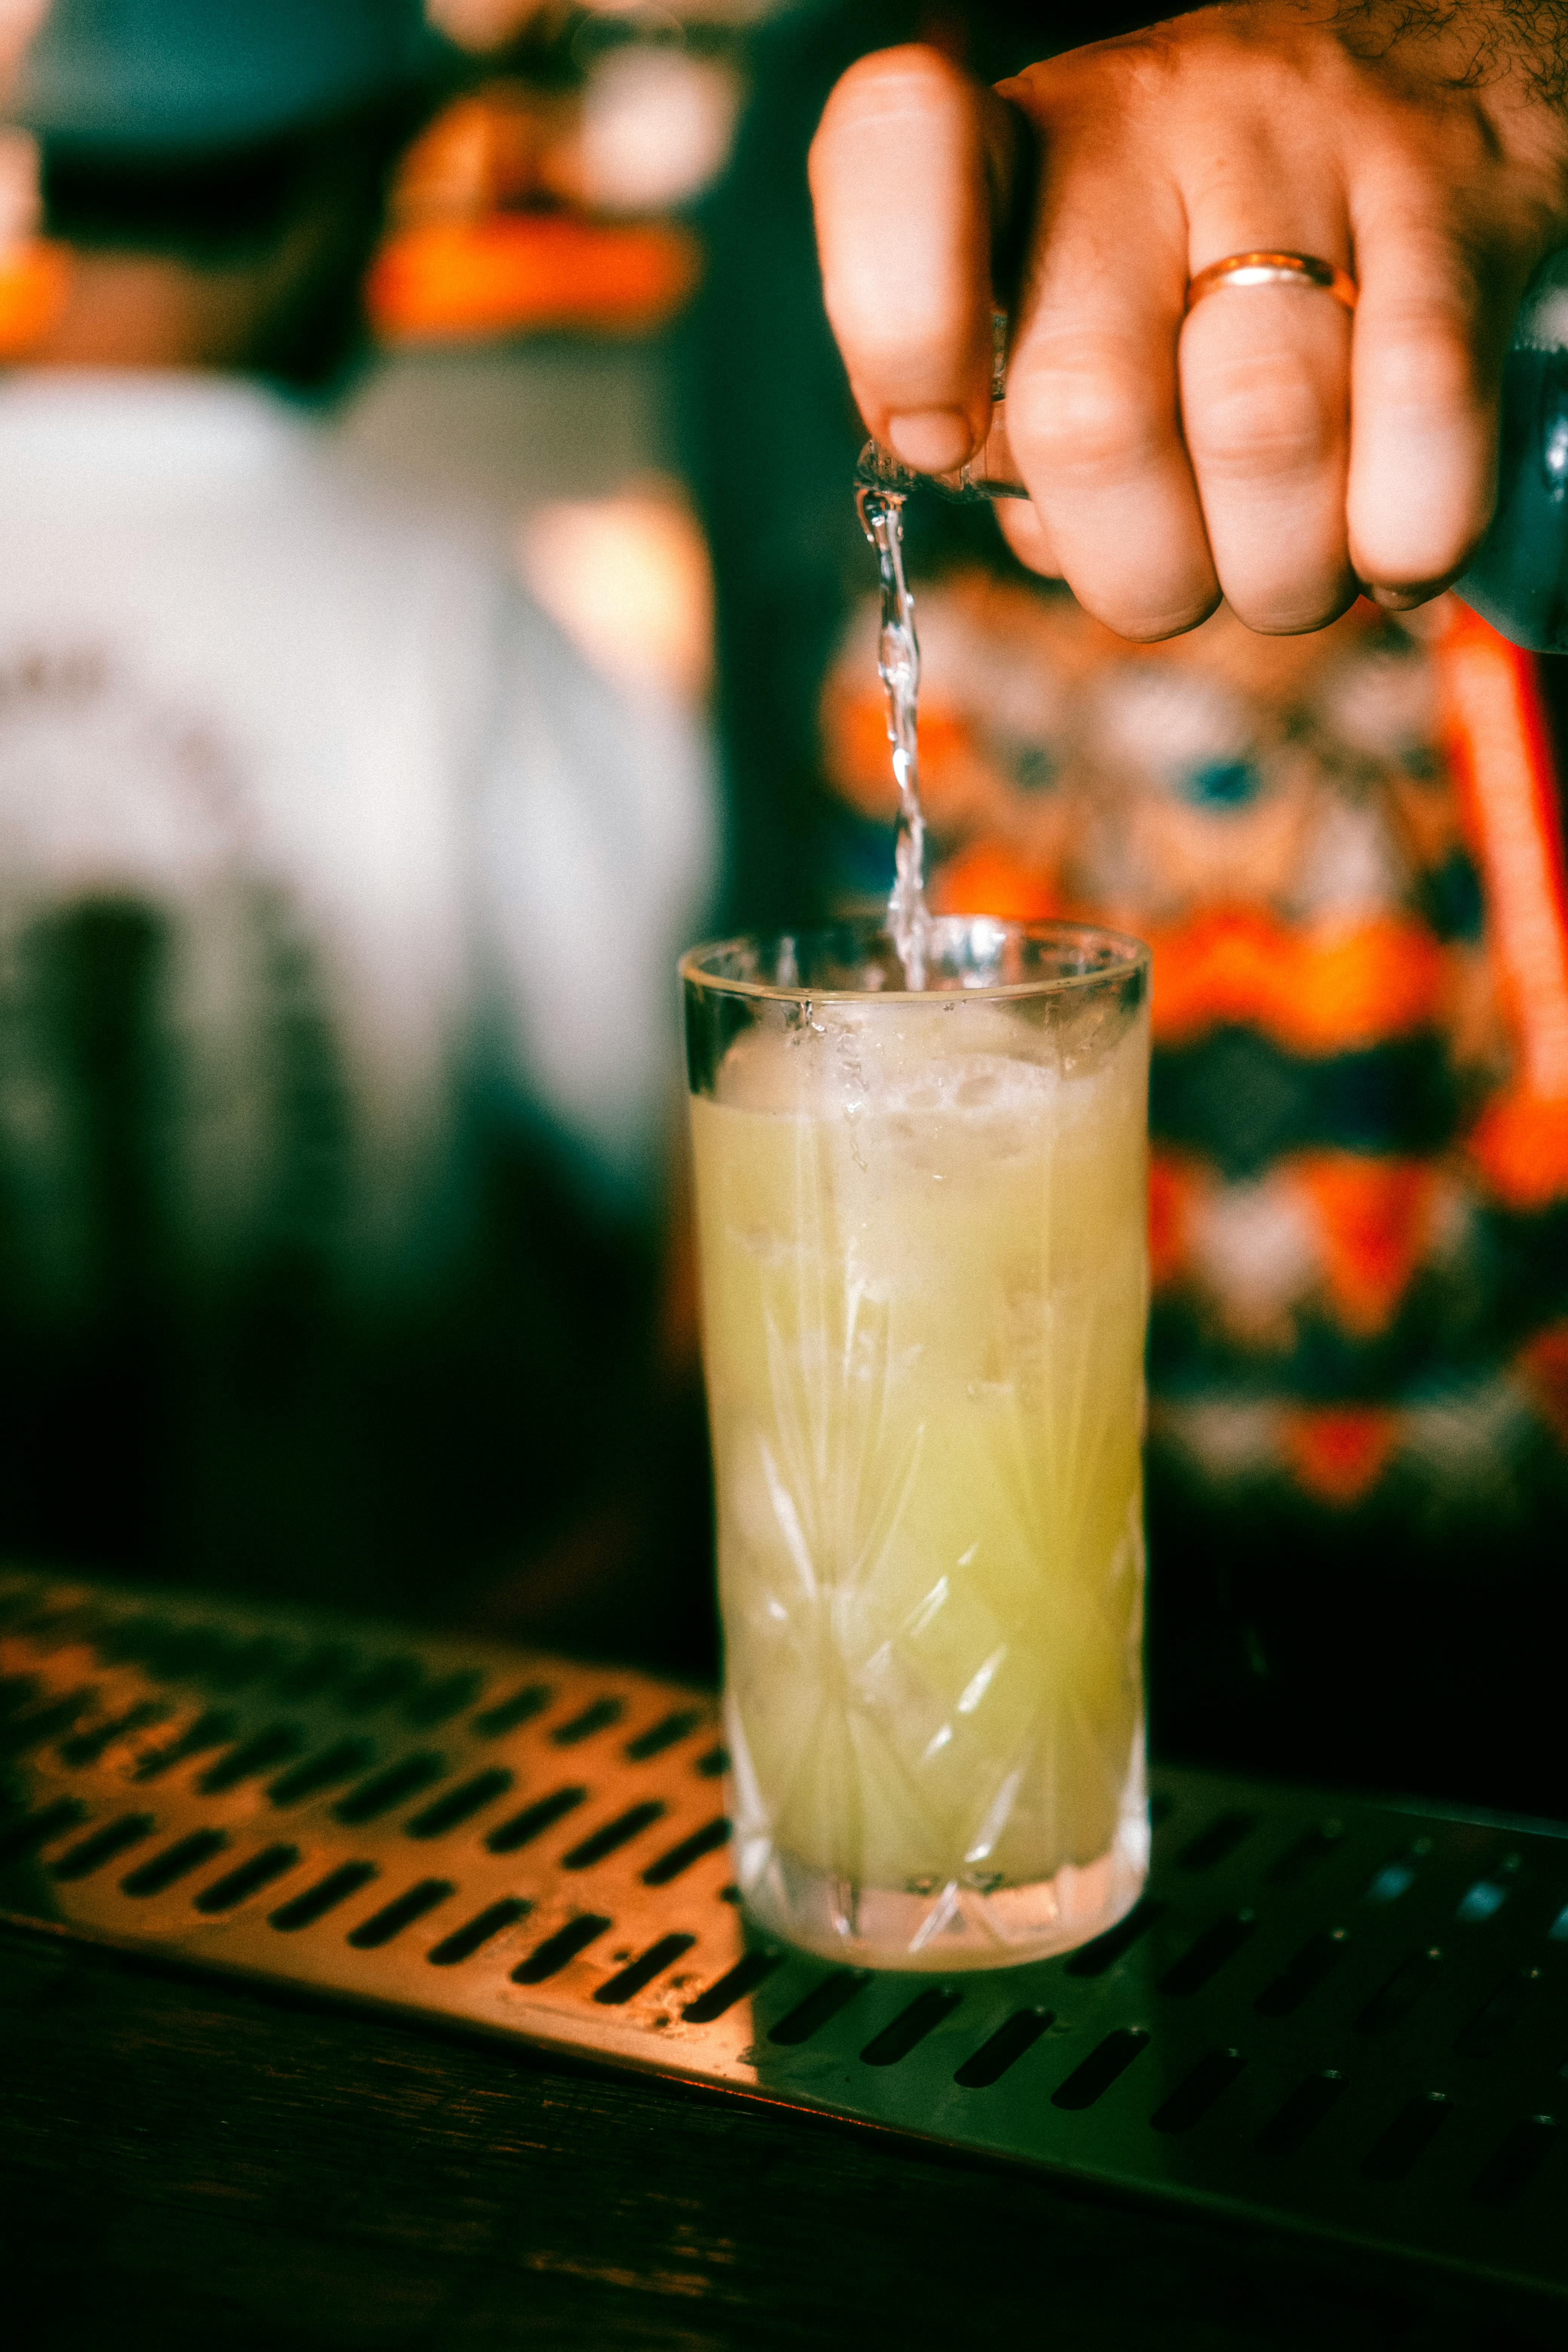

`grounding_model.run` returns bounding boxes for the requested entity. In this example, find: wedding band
[1185,251,1358,315]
